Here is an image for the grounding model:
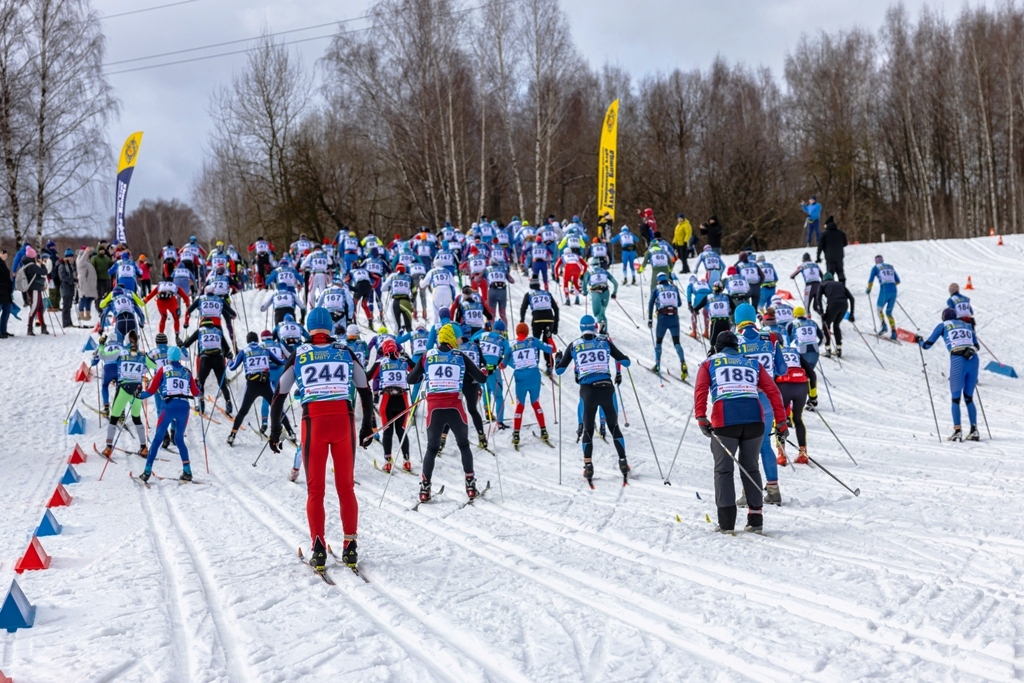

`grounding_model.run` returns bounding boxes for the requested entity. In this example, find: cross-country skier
[866,255,901,340]
[268,306,375,572]
[790,253,822,318]
[813,272,855,357]
[485,257,513,327]
[407,322,489,504]
[693,330,788,534]
[225,331,283,445]
[695,280,732,348]
[471,321,511,429]
[554,246,587,305]
[137,346,201,482]
[916,308,981,441]
[581,257,618,333]
[647,272,688,380]
[785,306,822,410]
[180,319,234,416]
[144,279,190,342]
[100,330,153,458]
[609,226,639,284]
[519,276,559,374]
[694,245,723,285]
[366,338,414,473]
[260,287,305,325]
[776,342,810,465]
[503,322,551,449]
[555,315,632,488]
[755,255,778,309]
[947,283,976,326]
